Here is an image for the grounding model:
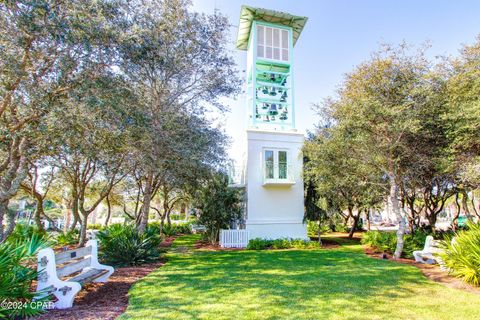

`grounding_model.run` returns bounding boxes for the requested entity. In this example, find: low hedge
[247,238,320,250]
[361,230,429,258]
